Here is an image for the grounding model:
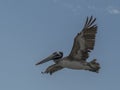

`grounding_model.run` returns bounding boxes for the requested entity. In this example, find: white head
[36,51,63,65]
